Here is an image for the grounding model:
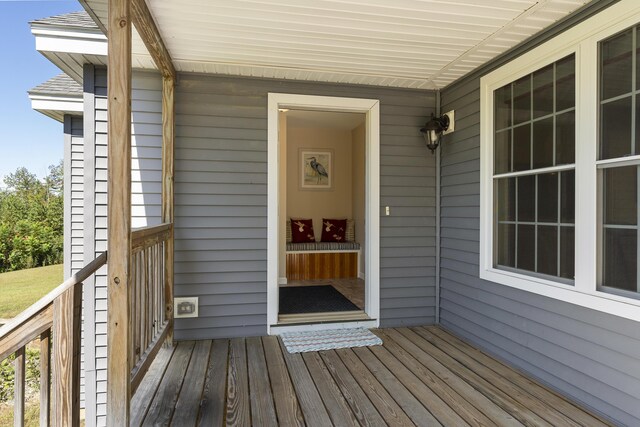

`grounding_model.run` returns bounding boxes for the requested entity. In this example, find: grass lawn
[0,264,63,319]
